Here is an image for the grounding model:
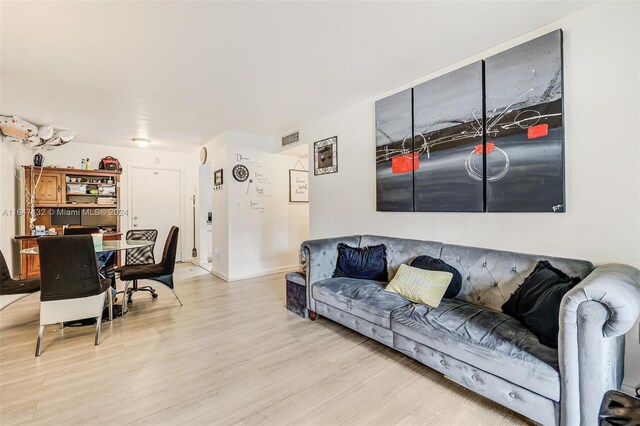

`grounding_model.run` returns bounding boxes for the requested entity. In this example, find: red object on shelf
[474,142,495,155]
[391,153,420,174]
[527,123,549,139]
